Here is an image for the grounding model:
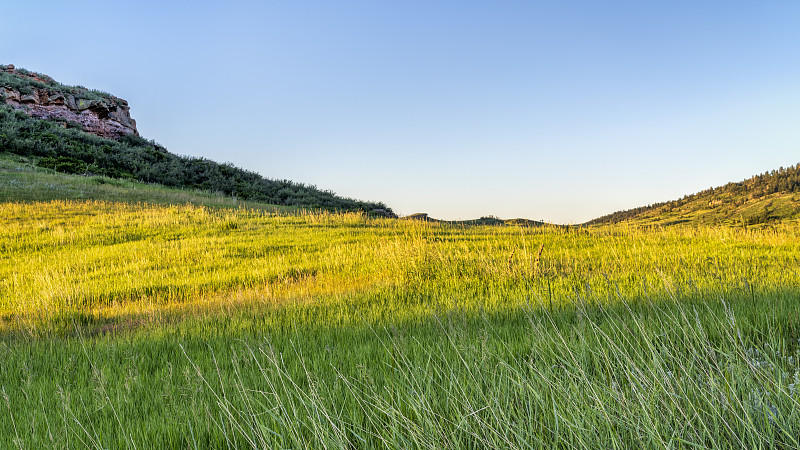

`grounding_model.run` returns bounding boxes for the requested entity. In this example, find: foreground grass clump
[1,200,799,448]
[2,295,799,448]
[187,301,800,449]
